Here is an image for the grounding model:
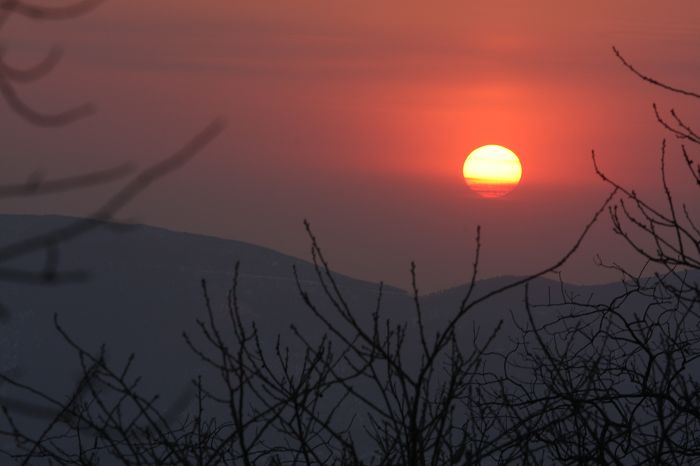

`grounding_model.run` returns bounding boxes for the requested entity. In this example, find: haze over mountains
[0,214,635,408]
